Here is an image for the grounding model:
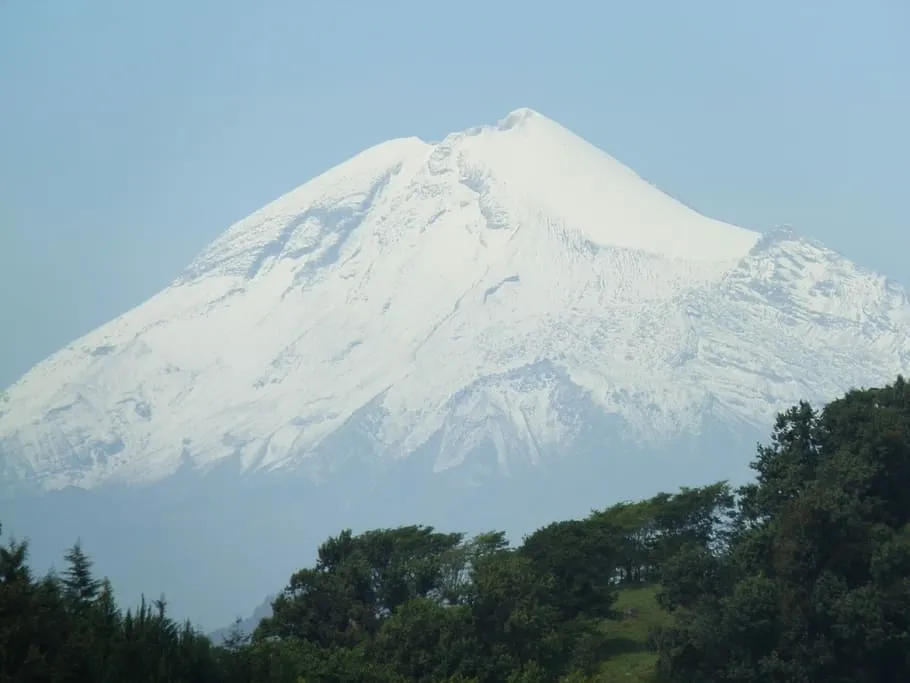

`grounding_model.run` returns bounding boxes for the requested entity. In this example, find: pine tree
[62,540,101,608]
